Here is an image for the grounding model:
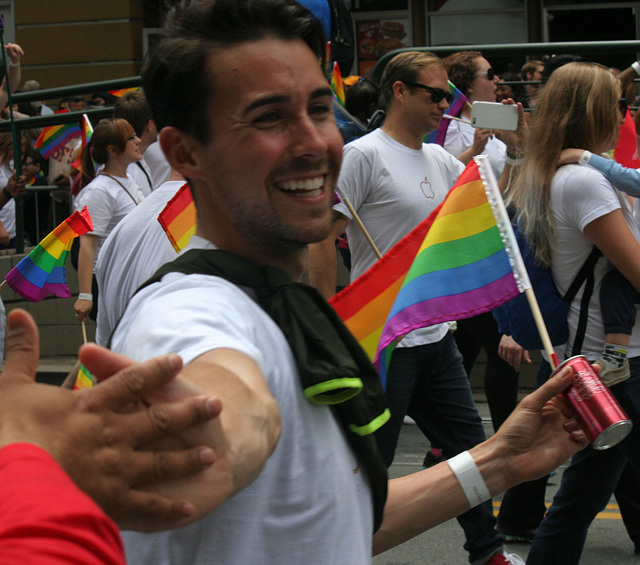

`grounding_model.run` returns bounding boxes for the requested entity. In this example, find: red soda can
[554,355,633,450]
